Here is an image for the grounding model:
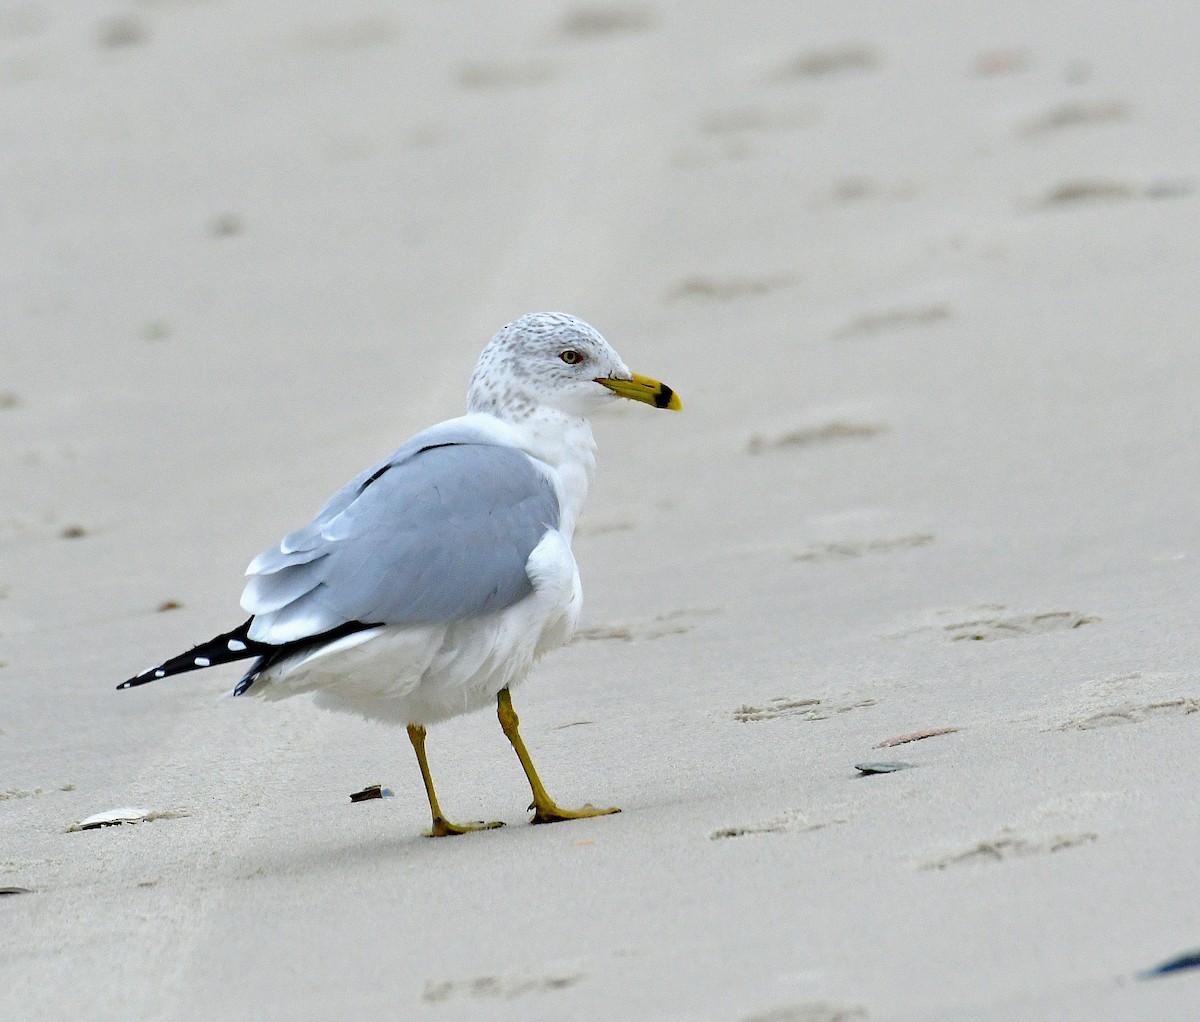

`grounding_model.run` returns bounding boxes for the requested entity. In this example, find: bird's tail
[117,619,267,690]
